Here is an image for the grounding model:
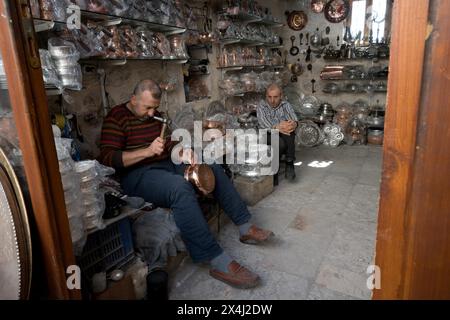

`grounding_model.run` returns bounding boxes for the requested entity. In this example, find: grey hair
[266,83,282,94]
[133,79,162,99]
